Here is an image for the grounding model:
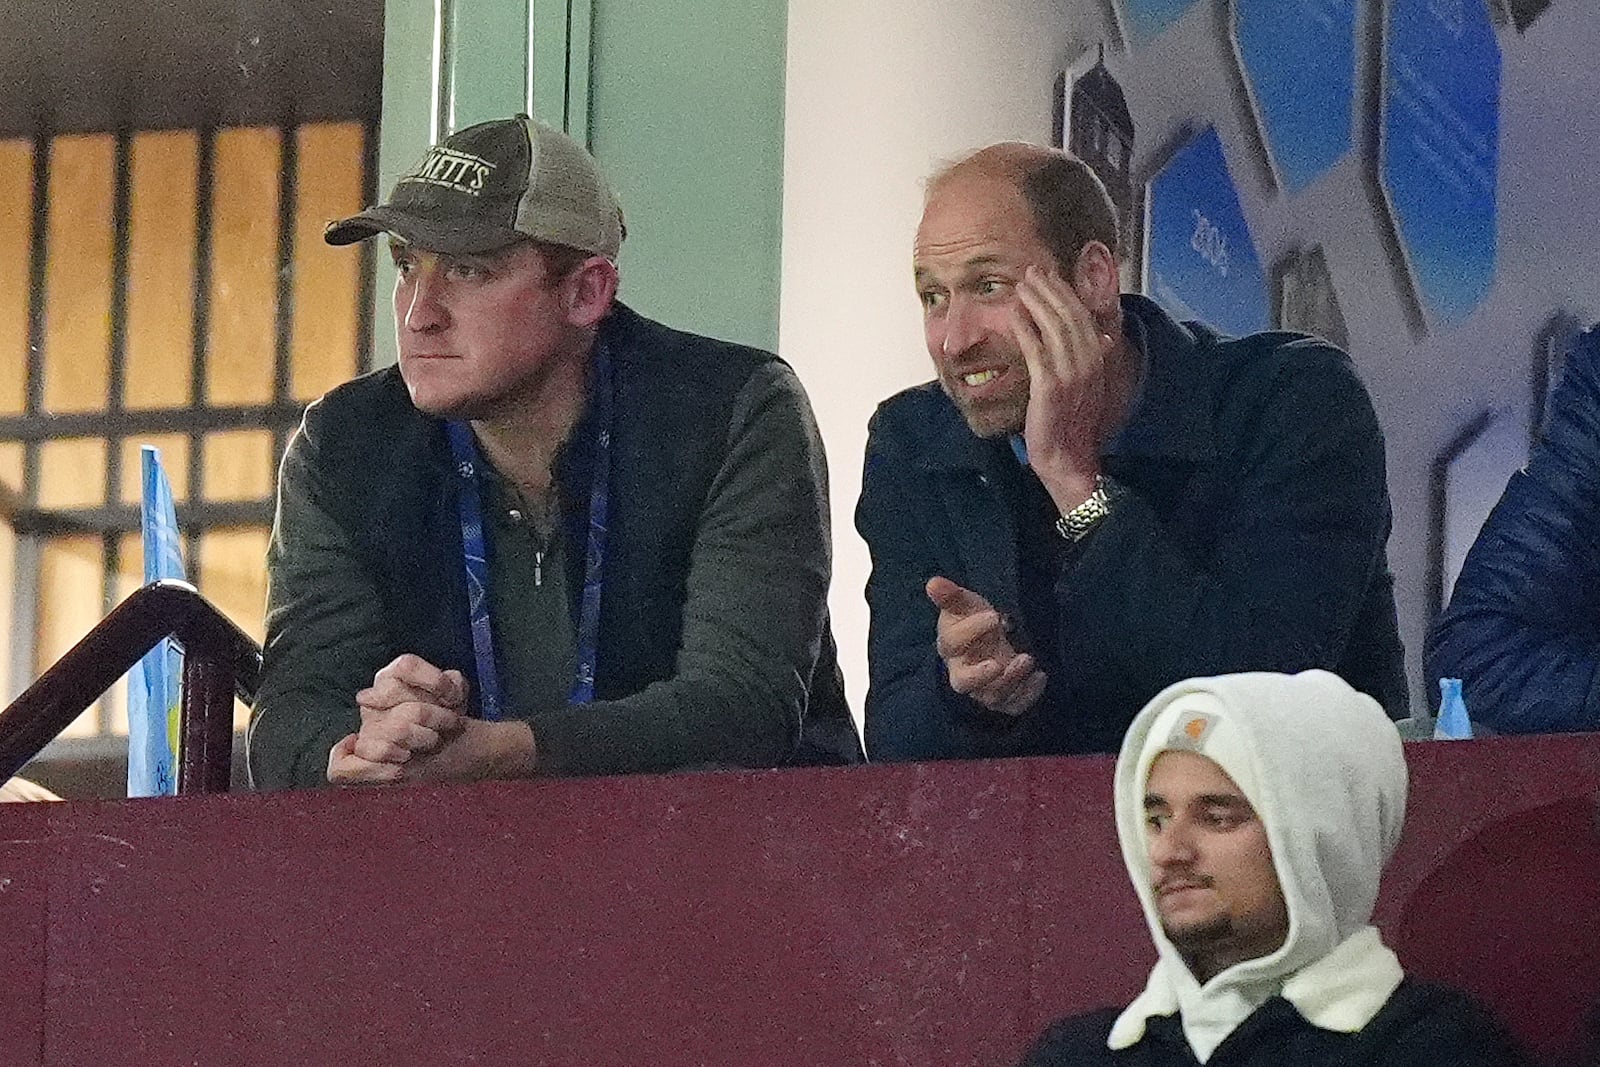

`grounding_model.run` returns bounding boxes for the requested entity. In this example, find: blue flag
[127,446,185,797]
